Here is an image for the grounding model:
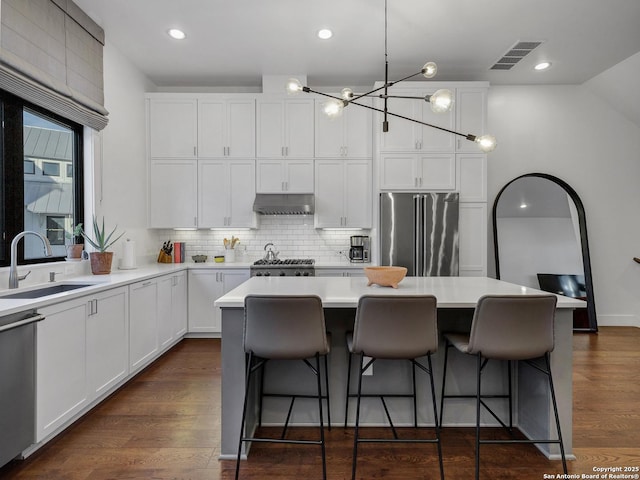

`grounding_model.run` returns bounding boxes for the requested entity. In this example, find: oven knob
[255,272,262,277]
[303,272,310,276]
[264,272,271,276]
[279,272,285,276]
[295,272,301,276]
